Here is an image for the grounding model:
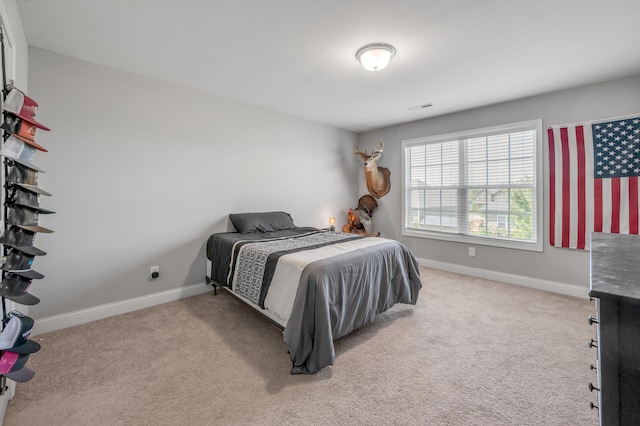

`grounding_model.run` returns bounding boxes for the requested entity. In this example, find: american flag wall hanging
[547,114,640,250]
